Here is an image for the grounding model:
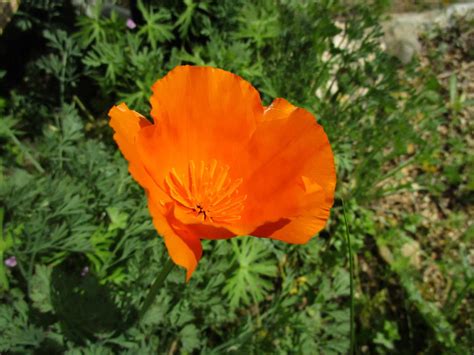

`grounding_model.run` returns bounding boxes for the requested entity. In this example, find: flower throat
[164,160,246,225]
